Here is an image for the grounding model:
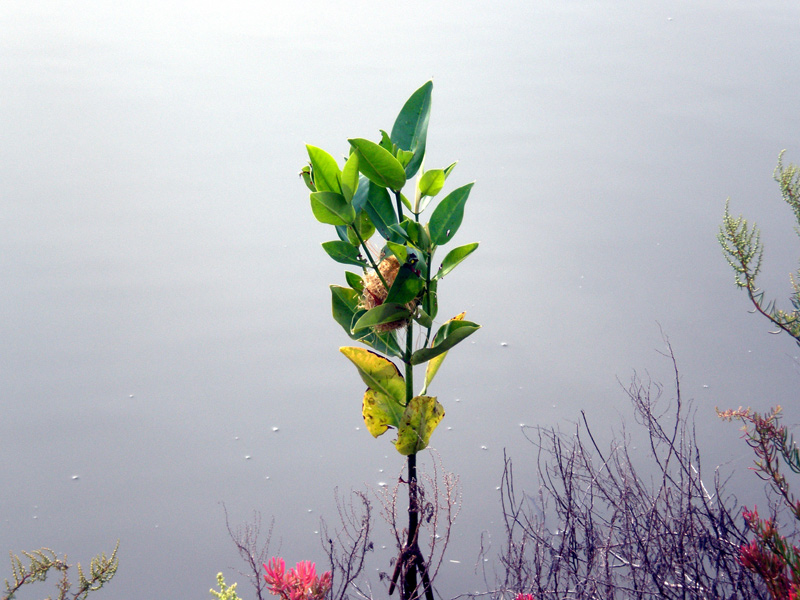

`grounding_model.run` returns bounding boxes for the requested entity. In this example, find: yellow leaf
[340,347,405,405]
[394,395,445,455]
[362,388,404,437]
